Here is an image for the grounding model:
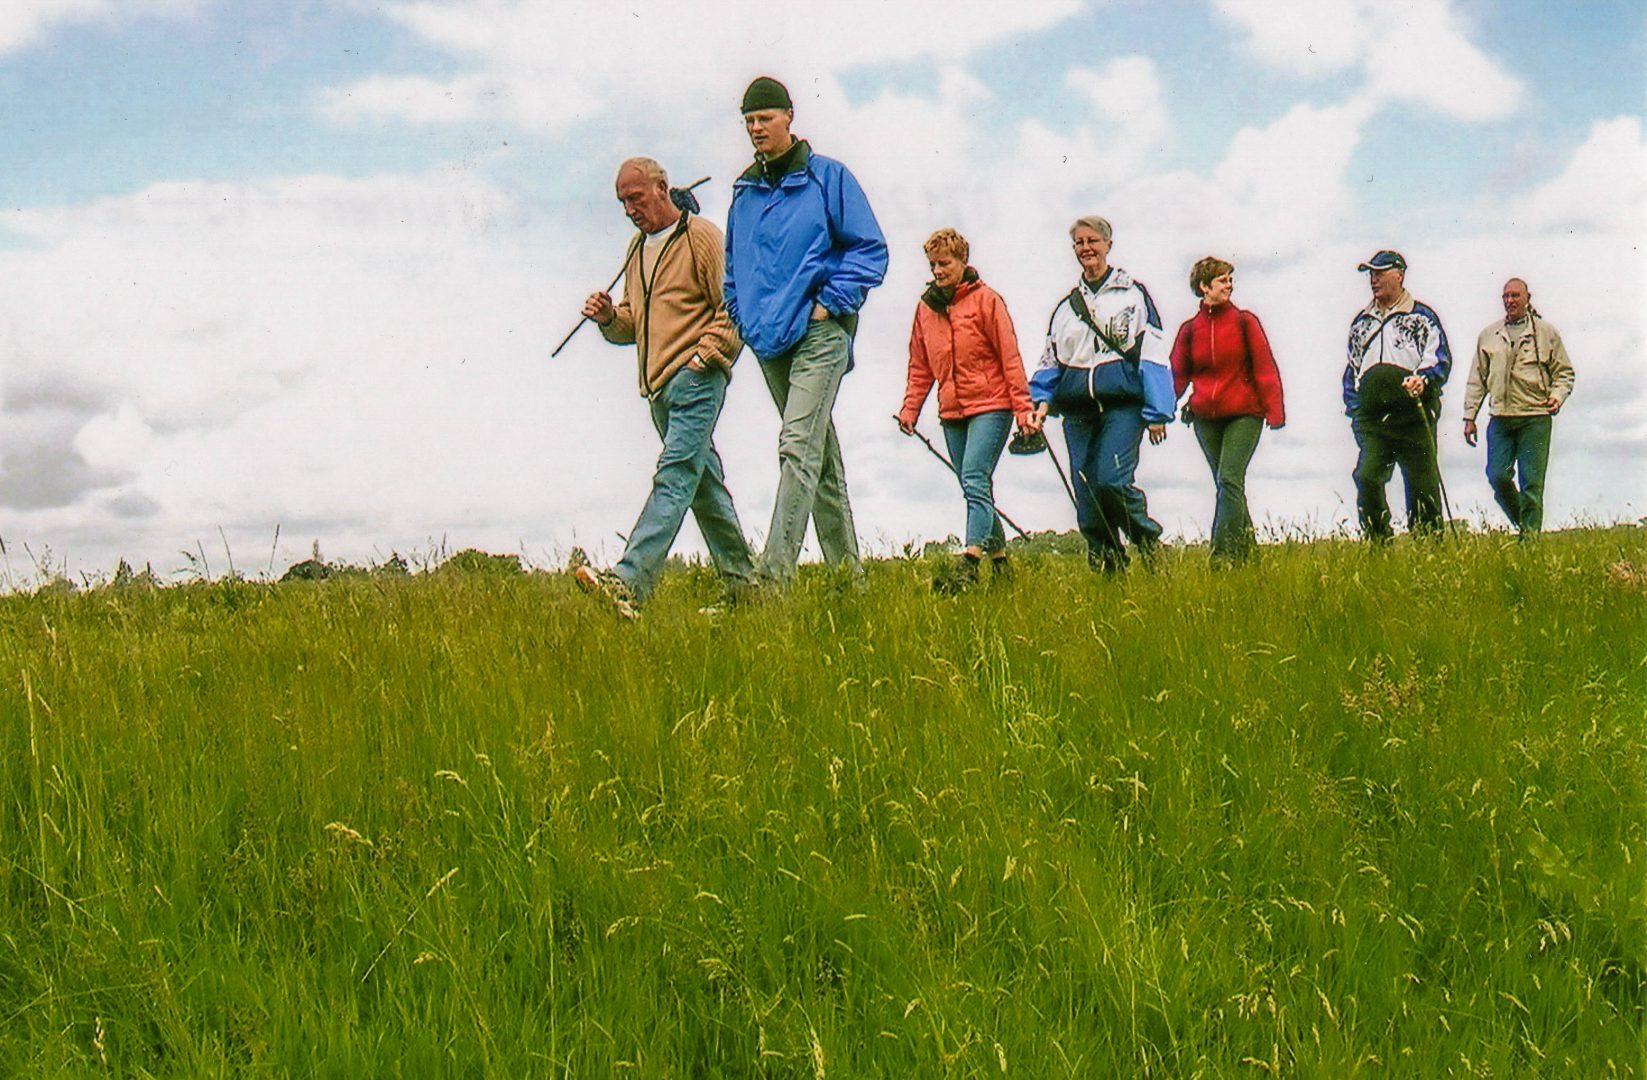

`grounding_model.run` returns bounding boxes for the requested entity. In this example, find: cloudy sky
[0,0,1641,581]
